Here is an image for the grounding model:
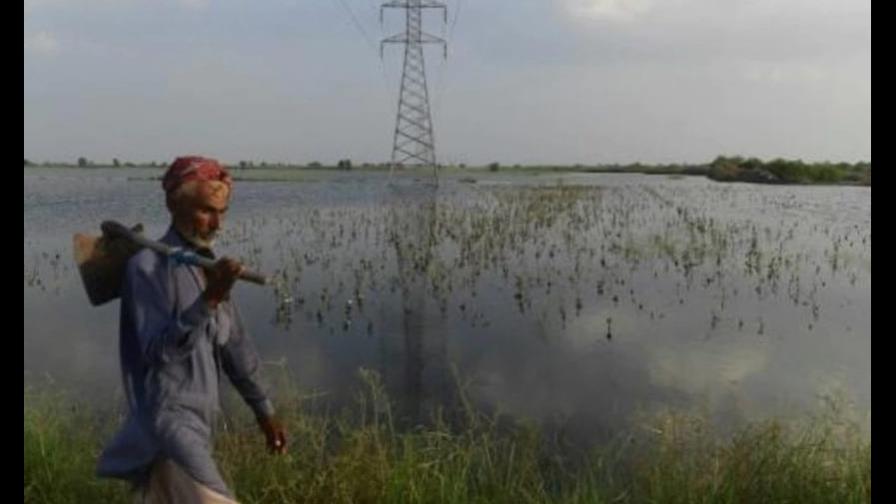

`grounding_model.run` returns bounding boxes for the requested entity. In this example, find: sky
[24,0,870,166]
